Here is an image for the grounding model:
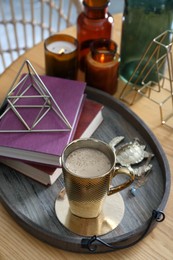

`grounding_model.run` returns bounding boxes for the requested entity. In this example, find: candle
[46,41,77,54]
[85,39,120,94]
[44,34,78,80]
